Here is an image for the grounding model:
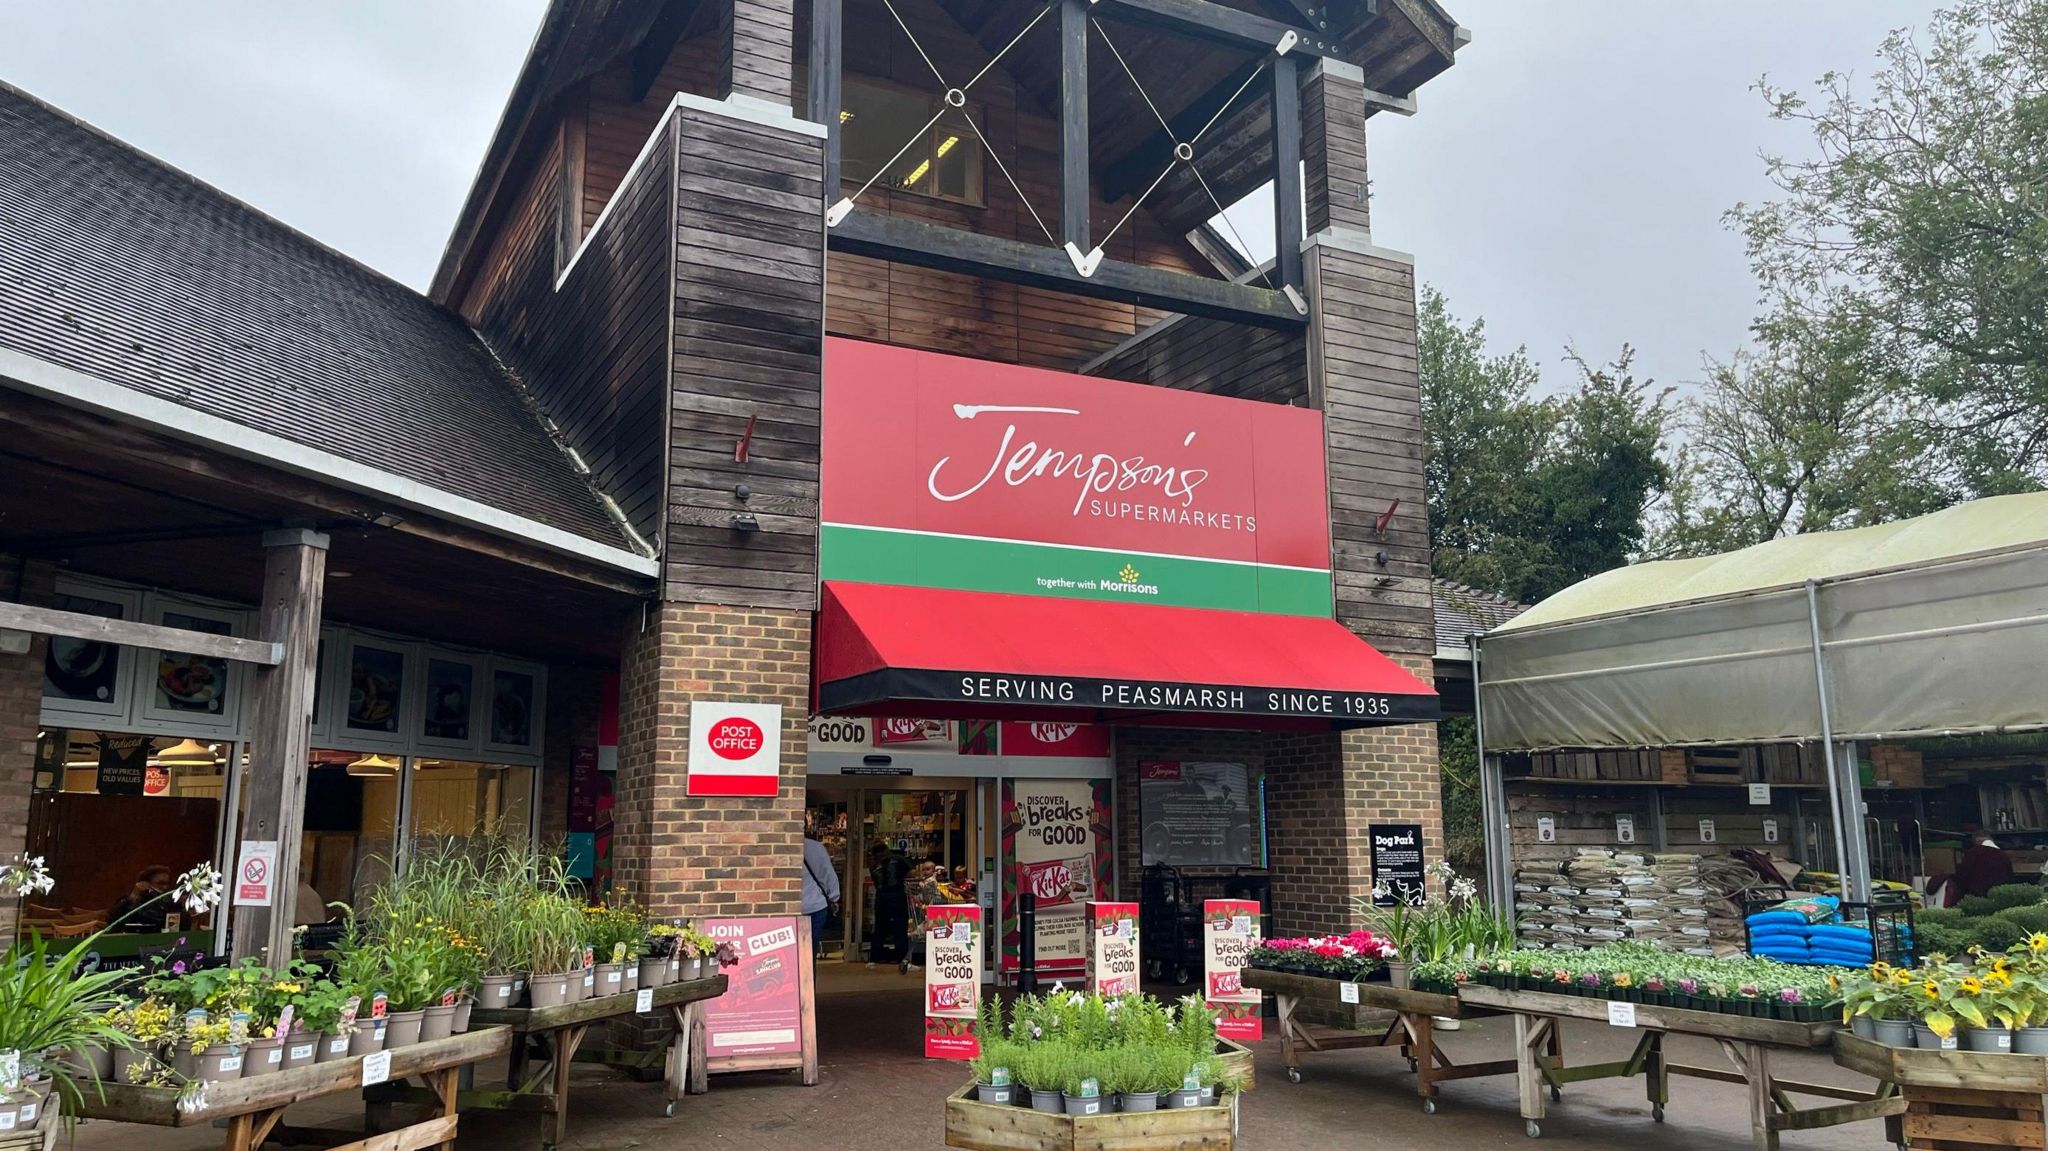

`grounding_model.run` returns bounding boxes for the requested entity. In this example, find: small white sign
[361,1049,392,1087]
[1748,783,1772,805]
[635,988,655,1013]
[1615,815,1635,844]
[1607,1000,1637,1028]
[1537,817,1557,843]
[1698,819,1717,844]
[1340,982,1360,1005]
[232,839,279,907]
[290,1043,315,1062]
[1763,818,1780,844]
[218,1055,243,1074]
